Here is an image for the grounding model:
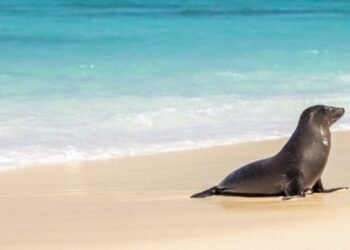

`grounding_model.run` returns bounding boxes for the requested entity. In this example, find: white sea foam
[0,90,350,170]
